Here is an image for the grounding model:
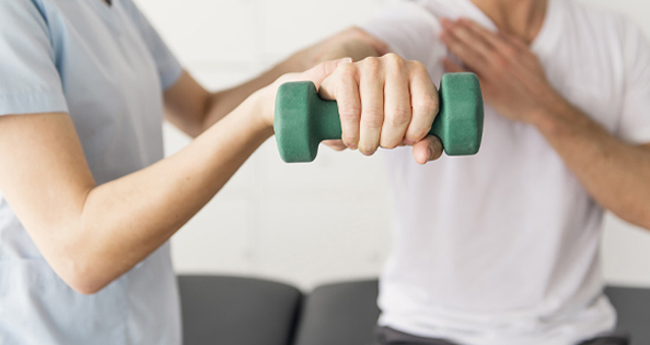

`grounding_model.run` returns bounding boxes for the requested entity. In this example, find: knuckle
[388,106,411,126]
[408,60,427,73]
[339,104,361,120]
[361,57,381,74]
[383,53,405,66]
[407,127,429,141]
[318,61,333,76]
[362,111,384,129]
[419,96,439,115]
[335,62,357,79]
